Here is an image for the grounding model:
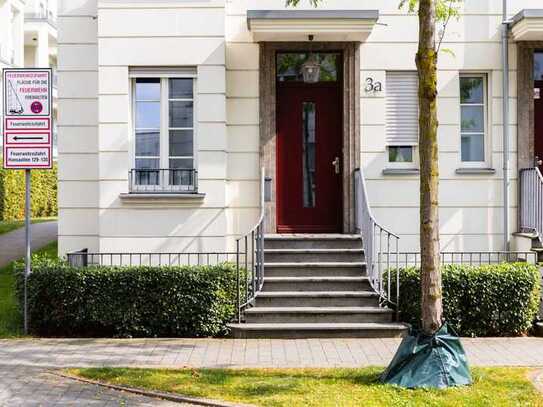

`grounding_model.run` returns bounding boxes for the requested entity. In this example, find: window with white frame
[131,72,196,193]
[460,74,487,165]
[386,71,419,166]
